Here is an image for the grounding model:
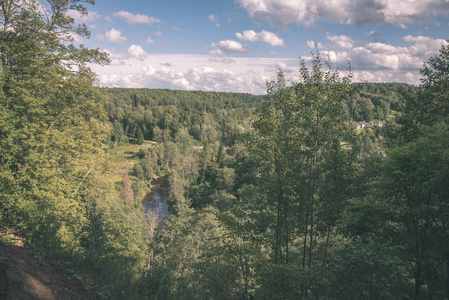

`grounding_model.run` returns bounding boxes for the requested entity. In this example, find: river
[142,175,169,226]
